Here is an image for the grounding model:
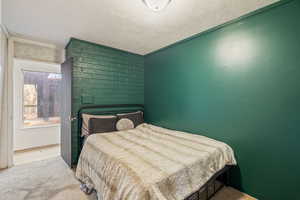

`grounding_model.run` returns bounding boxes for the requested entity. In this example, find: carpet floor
[0,157,254,200]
